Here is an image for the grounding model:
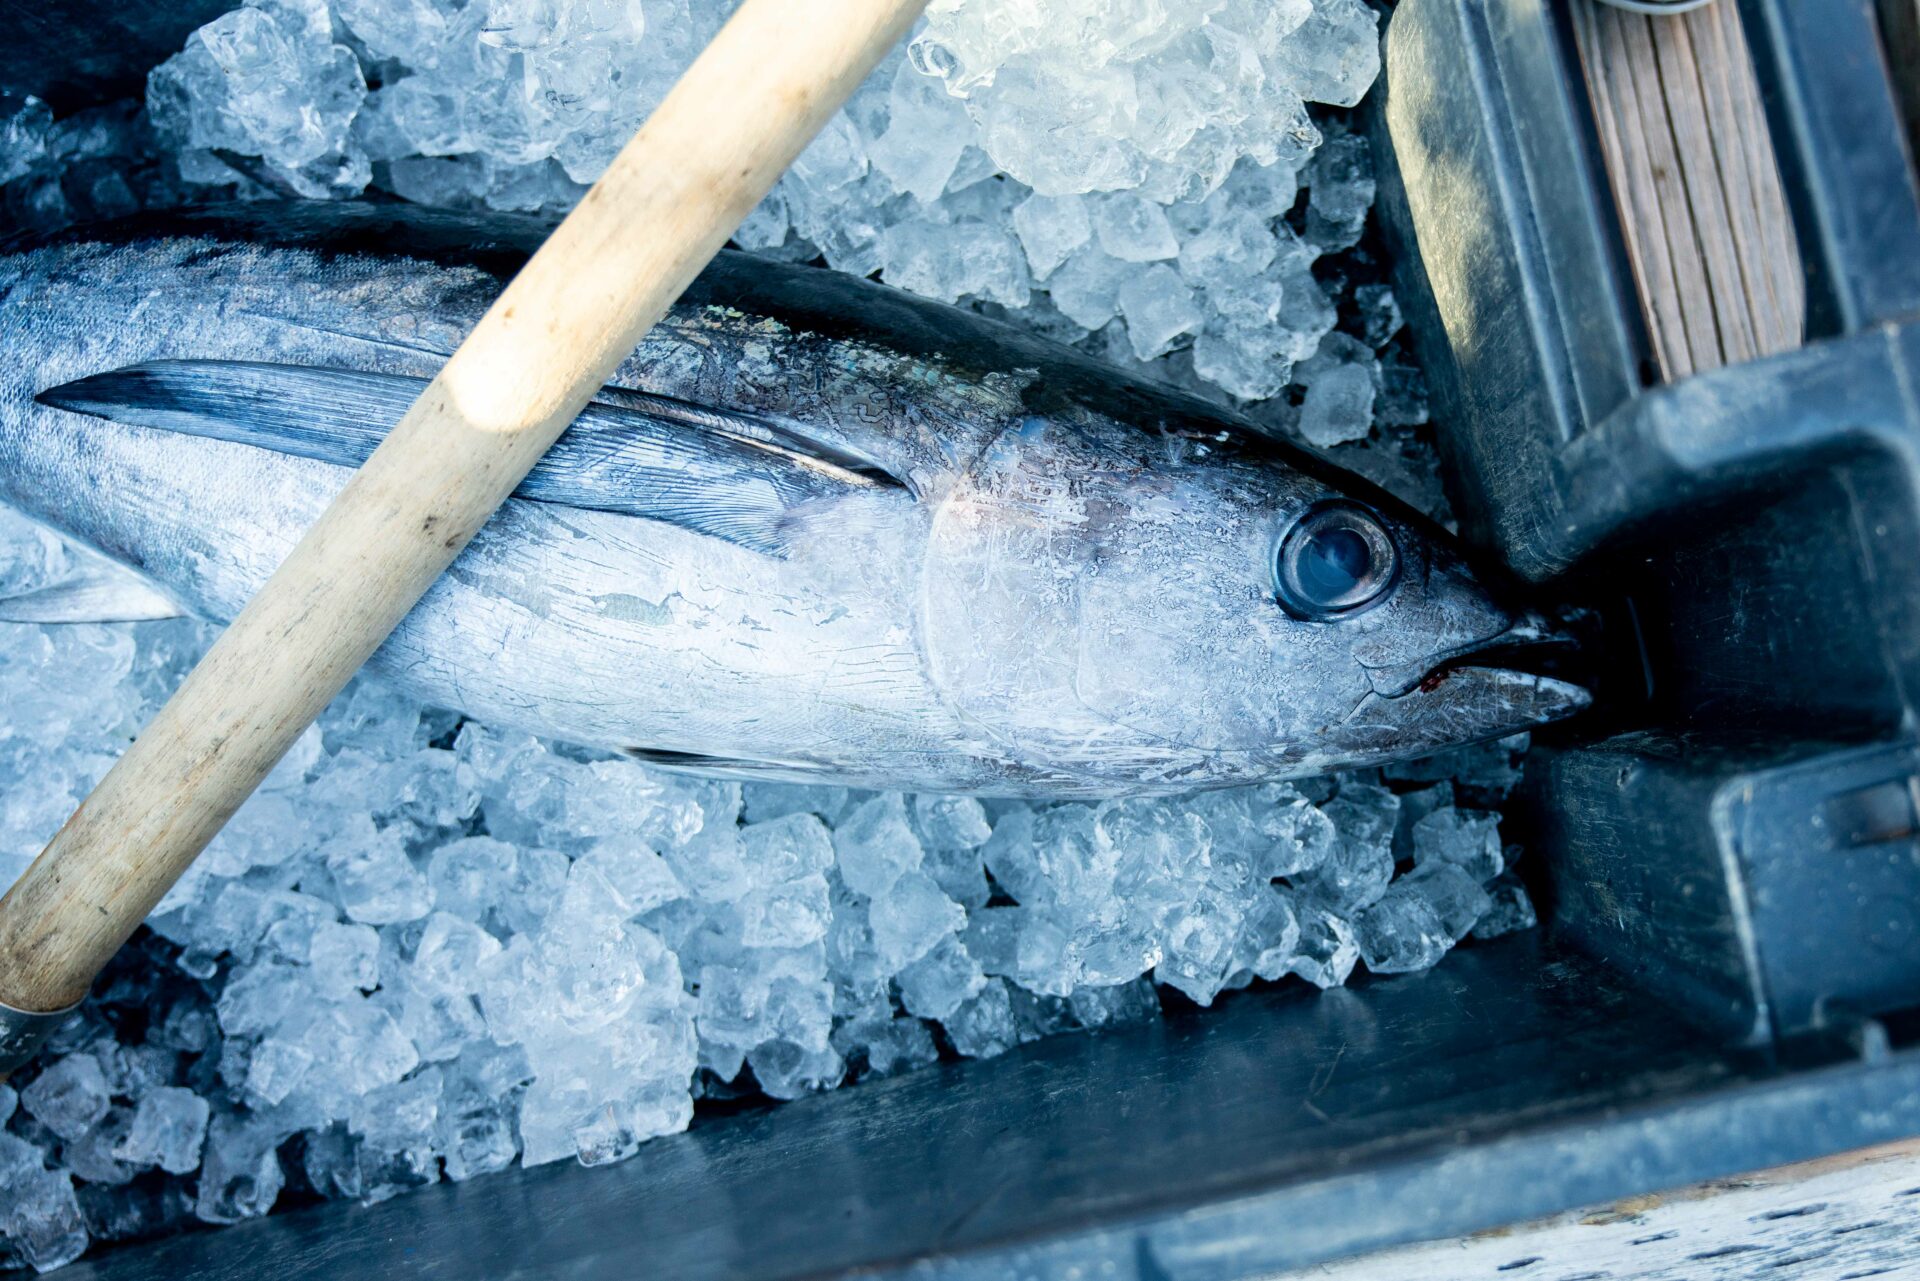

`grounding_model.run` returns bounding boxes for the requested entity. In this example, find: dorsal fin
[37,361,909,556]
